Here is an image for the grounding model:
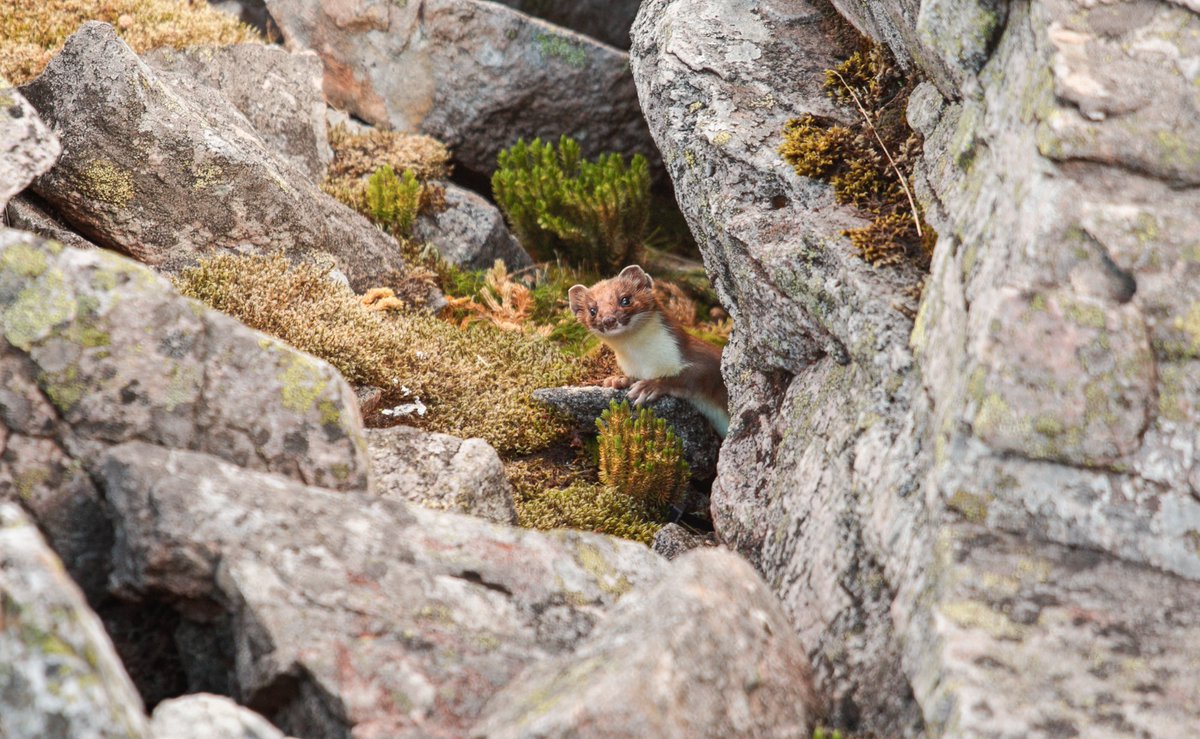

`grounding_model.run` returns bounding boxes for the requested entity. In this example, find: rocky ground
[2,0,1199,737]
